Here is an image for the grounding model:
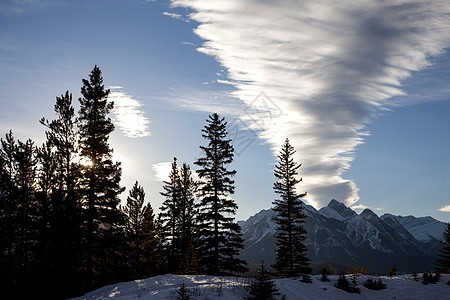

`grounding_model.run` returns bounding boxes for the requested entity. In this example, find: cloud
[172,0,450,208]
[152,161,200,183]
[351,204,382,211]
[152,162,172,182]
[0,0,60,14]
[165,87,246,116]
[181,41,195,46]
[438,205,450,212]
[163,11,189,22]
[109,87,151,138]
